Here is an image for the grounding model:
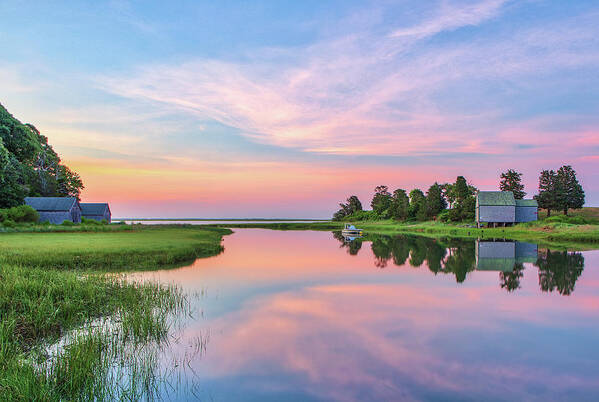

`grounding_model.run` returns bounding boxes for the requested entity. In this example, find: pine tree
[454,176,470,203]
[555,165,585,215]
[535,170,558,217]
[500,169,525,199]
